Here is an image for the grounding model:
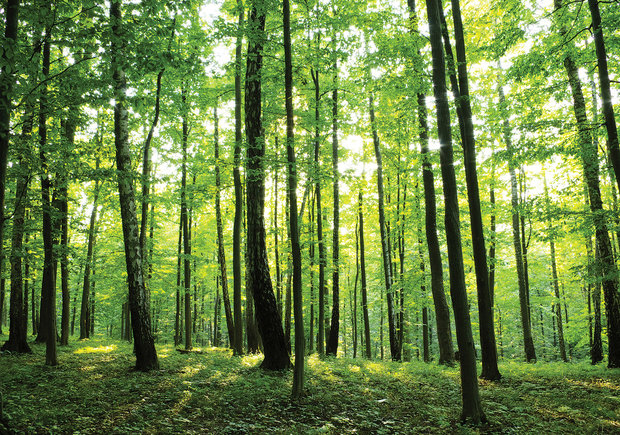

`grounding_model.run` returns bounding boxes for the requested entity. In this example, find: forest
[0,0,619,432]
